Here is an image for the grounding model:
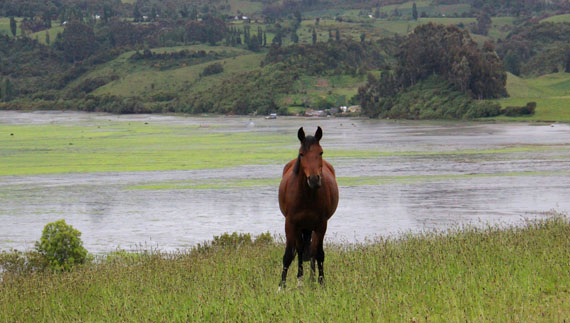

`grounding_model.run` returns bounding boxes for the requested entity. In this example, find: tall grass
[1,216,569,321]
